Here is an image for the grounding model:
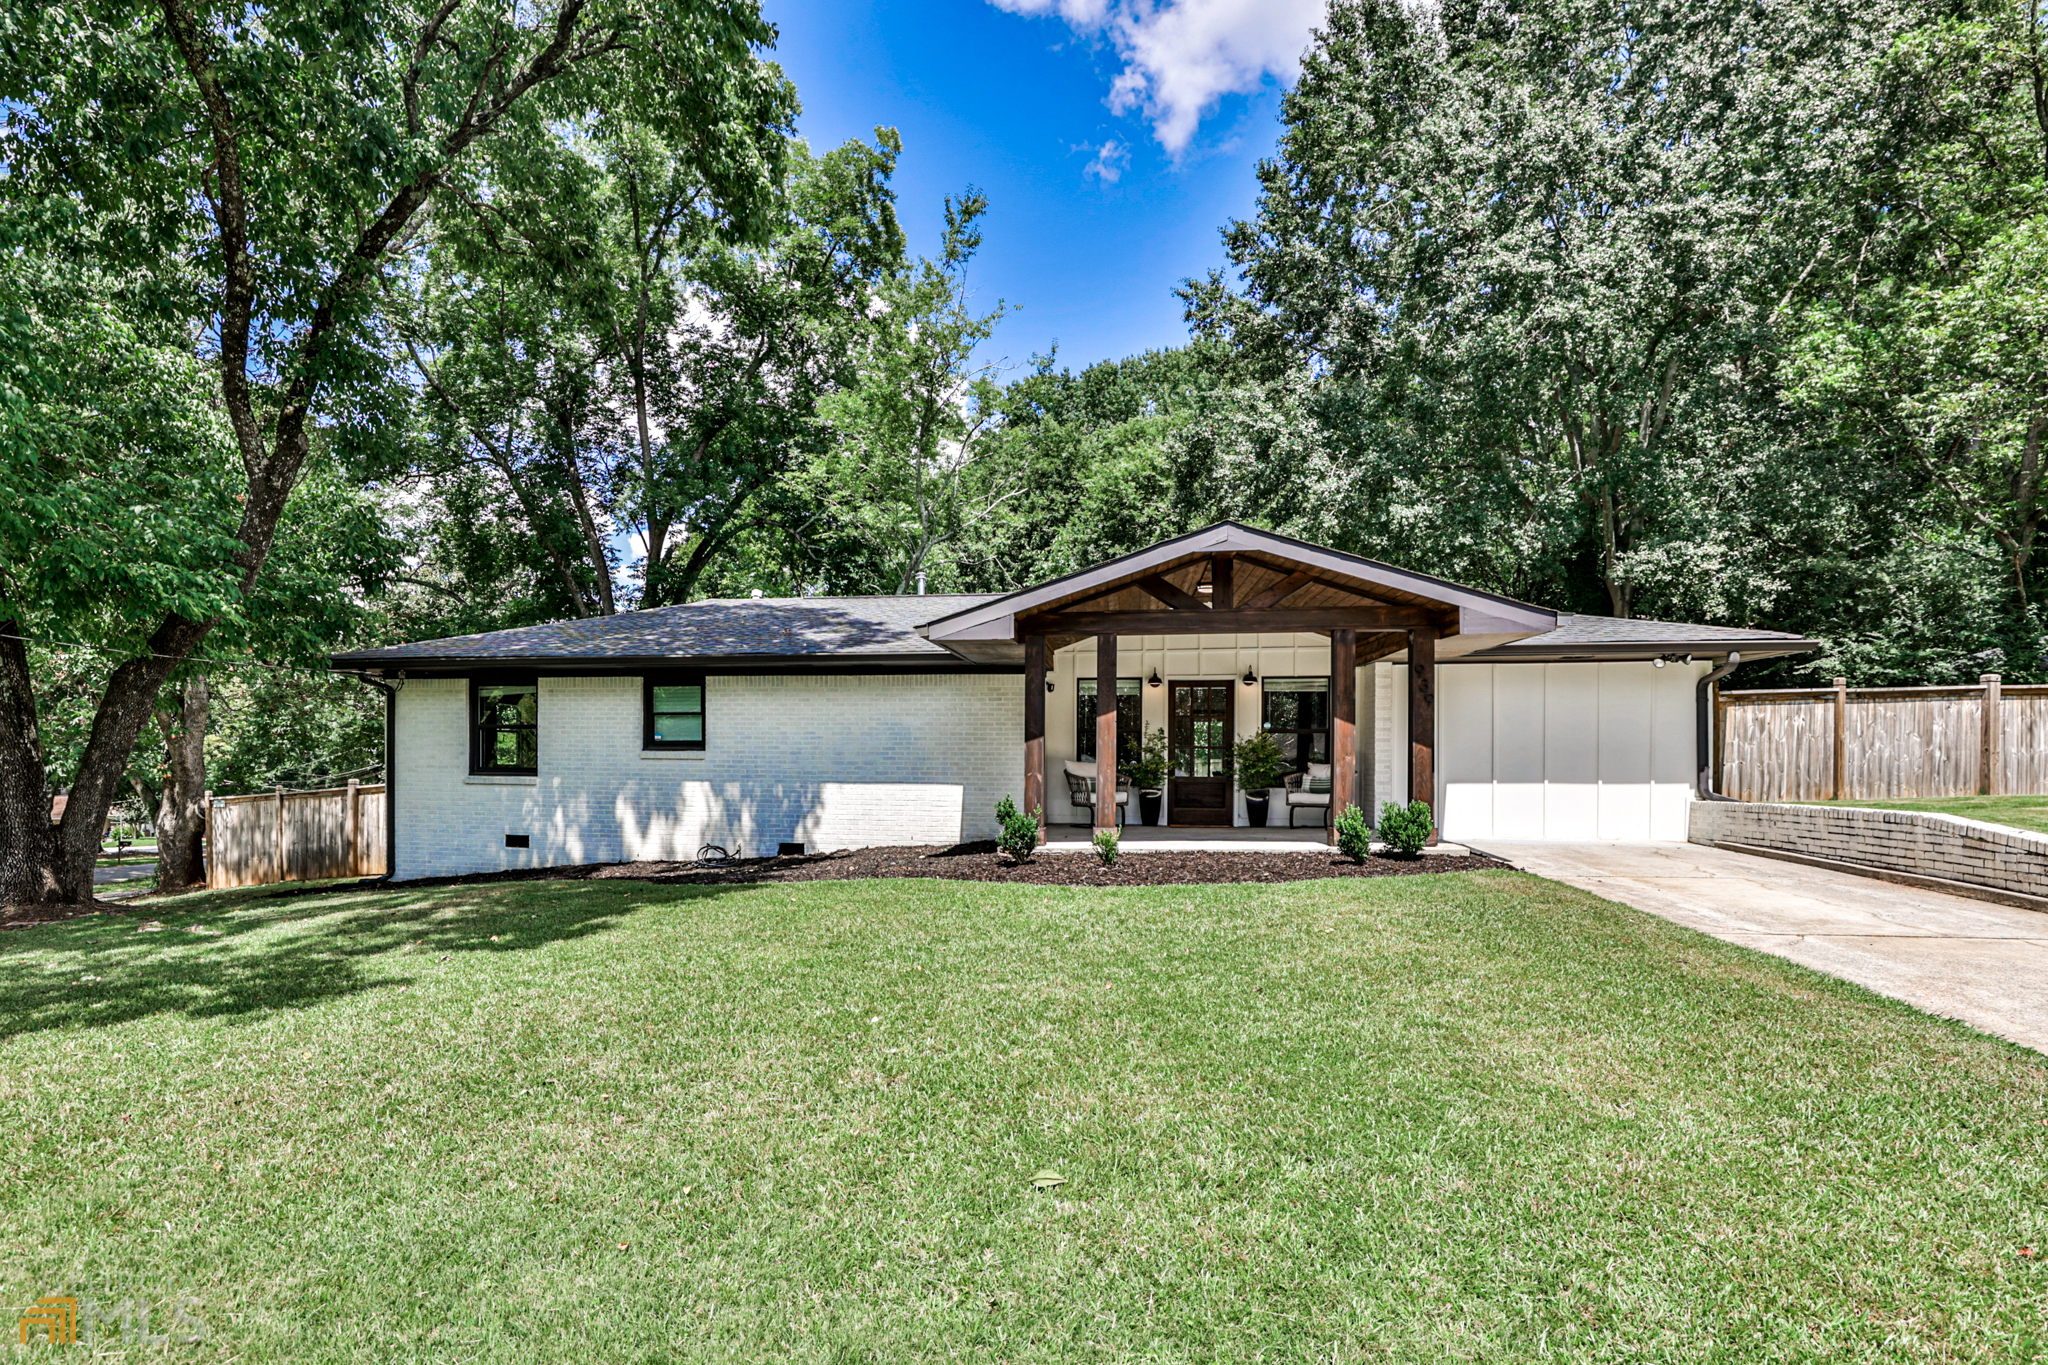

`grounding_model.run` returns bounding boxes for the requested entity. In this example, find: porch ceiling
[917,522,1558,665]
